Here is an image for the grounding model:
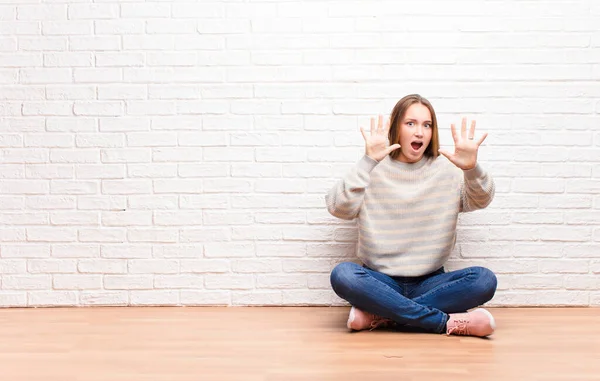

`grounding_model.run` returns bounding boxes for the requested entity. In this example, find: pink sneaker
[346,306,393,331]
[446,308,496,337]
